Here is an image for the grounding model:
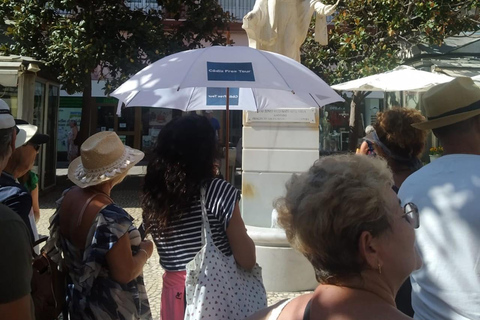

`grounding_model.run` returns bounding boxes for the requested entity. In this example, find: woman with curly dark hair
[361,107,427,317]
[142,114,256,320]
[364,107,427,189]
